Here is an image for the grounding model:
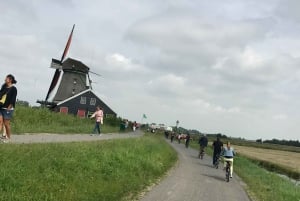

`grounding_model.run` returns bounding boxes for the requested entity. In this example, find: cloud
[272,114,288,120]
[0,0,299,140]
[105,53,147,72]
